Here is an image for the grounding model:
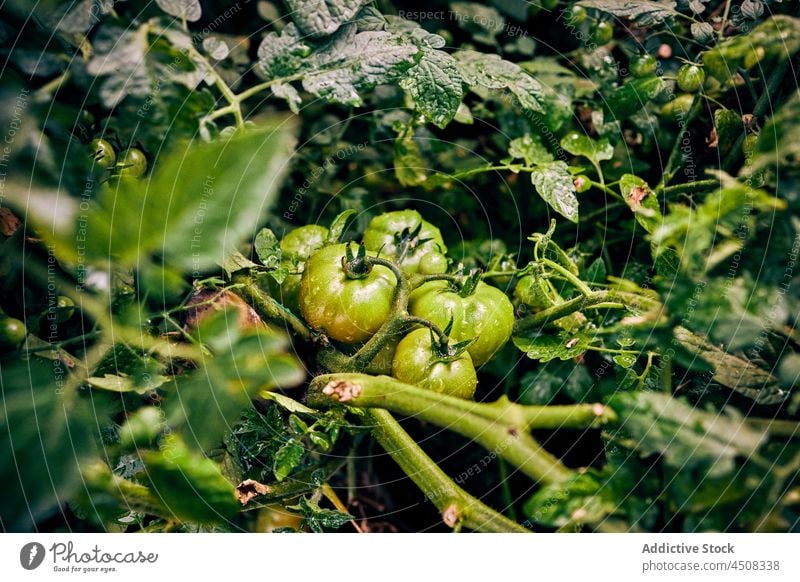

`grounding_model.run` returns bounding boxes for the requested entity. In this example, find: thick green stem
[364,408,529,532]
[541,258,592,296]
[658,95,704,189]
[308,374,599,484]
